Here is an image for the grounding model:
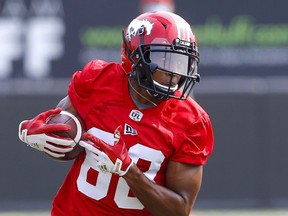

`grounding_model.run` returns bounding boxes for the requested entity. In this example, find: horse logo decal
[126,19,154,41]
